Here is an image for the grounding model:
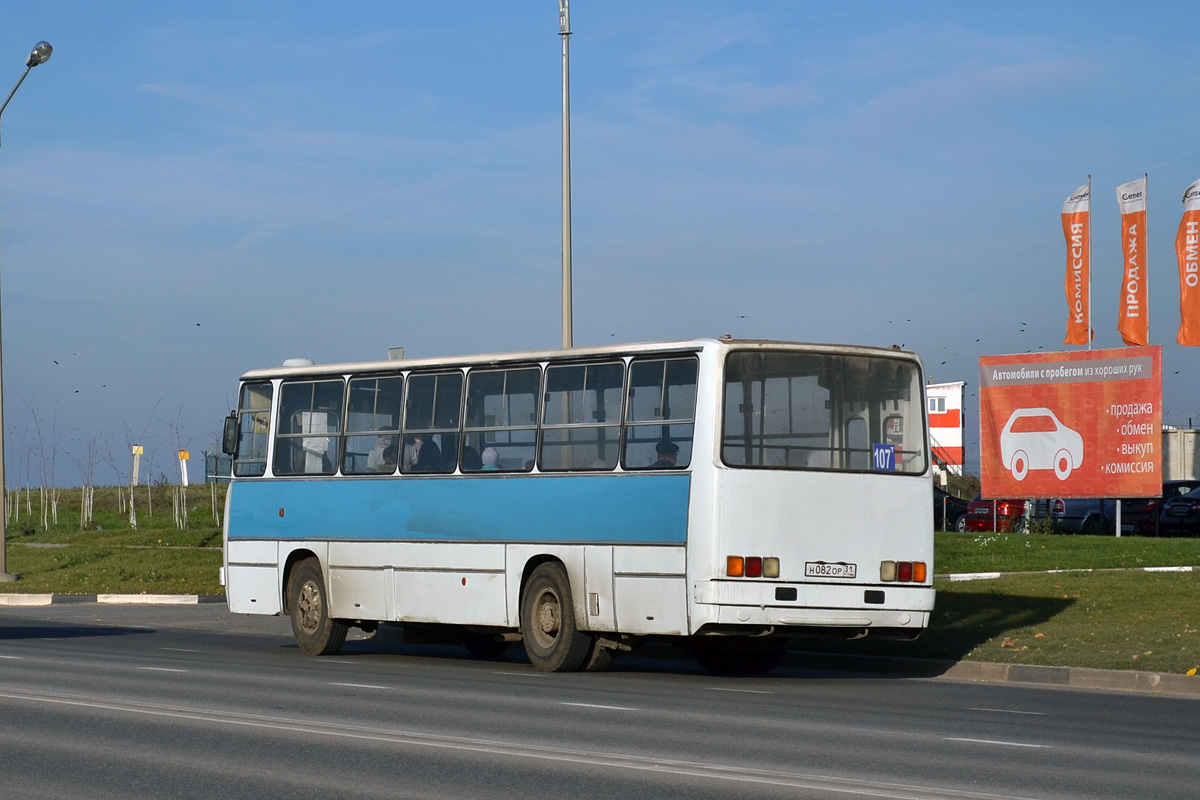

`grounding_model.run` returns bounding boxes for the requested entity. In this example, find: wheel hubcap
[534,589,560,645]
[298,581,321,634]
